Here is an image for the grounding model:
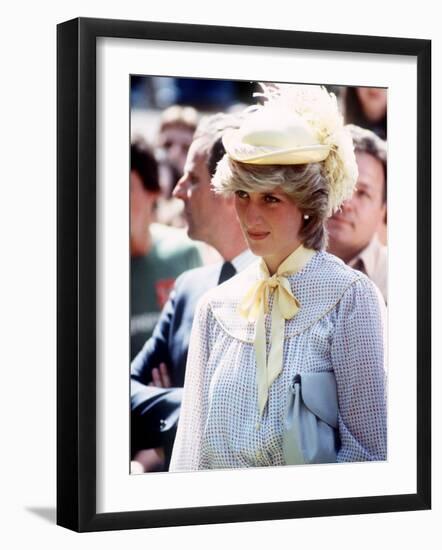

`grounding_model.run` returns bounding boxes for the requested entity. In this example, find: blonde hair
[213,156,329,250]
